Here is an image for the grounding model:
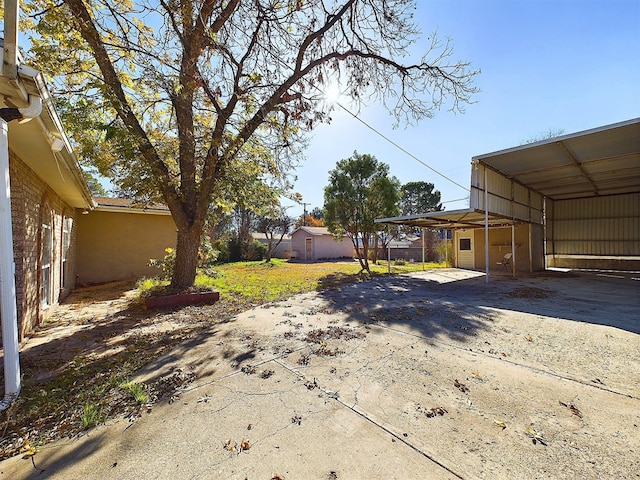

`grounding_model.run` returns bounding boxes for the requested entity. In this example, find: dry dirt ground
[0,268,638,480]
